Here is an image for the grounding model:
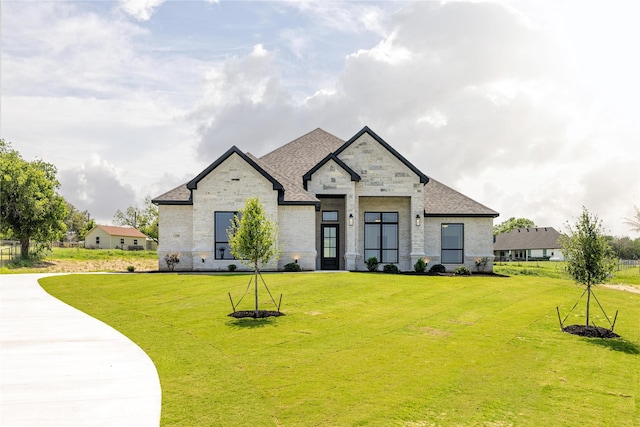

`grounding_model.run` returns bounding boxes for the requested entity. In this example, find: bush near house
[429,263,446,273]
